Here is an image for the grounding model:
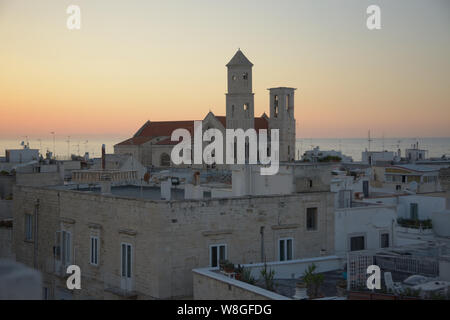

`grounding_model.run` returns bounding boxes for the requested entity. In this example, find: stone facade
[13,184,334,299]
